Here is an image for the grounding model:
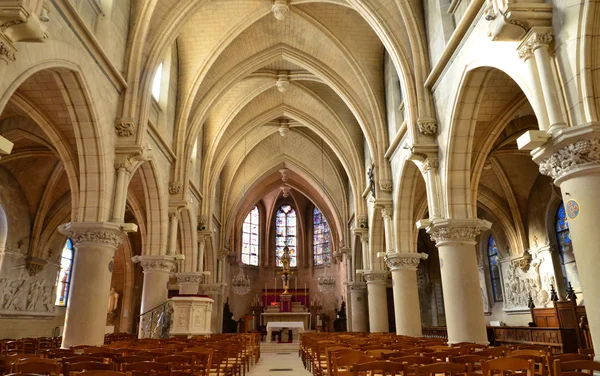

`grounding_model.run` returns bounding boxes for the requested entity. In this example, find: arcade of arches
[0,0,599,357]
